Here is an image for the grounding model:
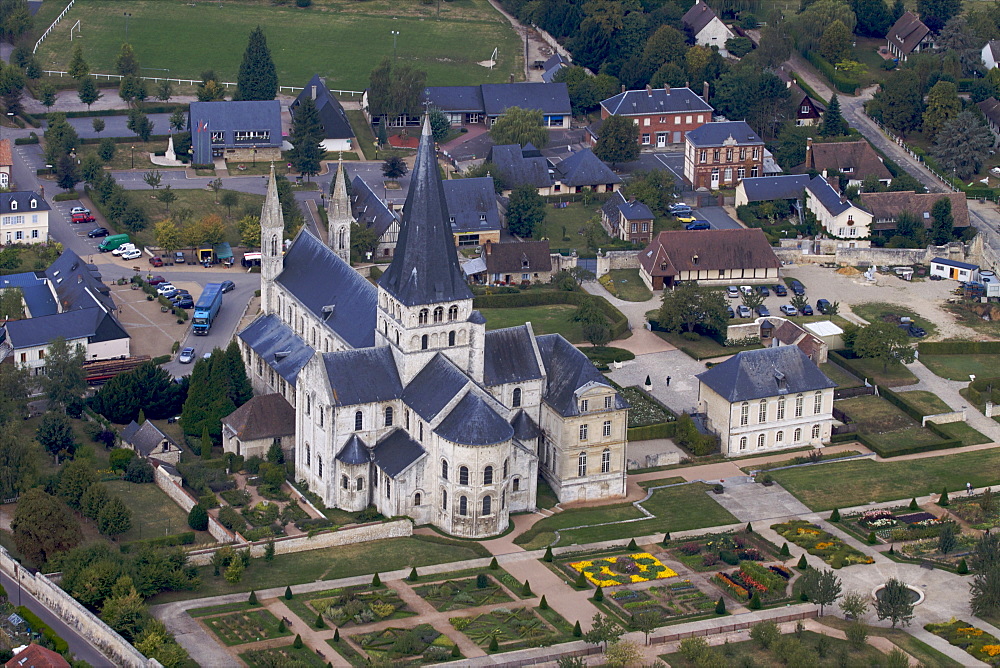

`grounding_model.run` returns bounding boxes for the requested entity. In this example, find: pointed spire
[261,162,283,234]
[331,159,349,222]
[378,115,472,307]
